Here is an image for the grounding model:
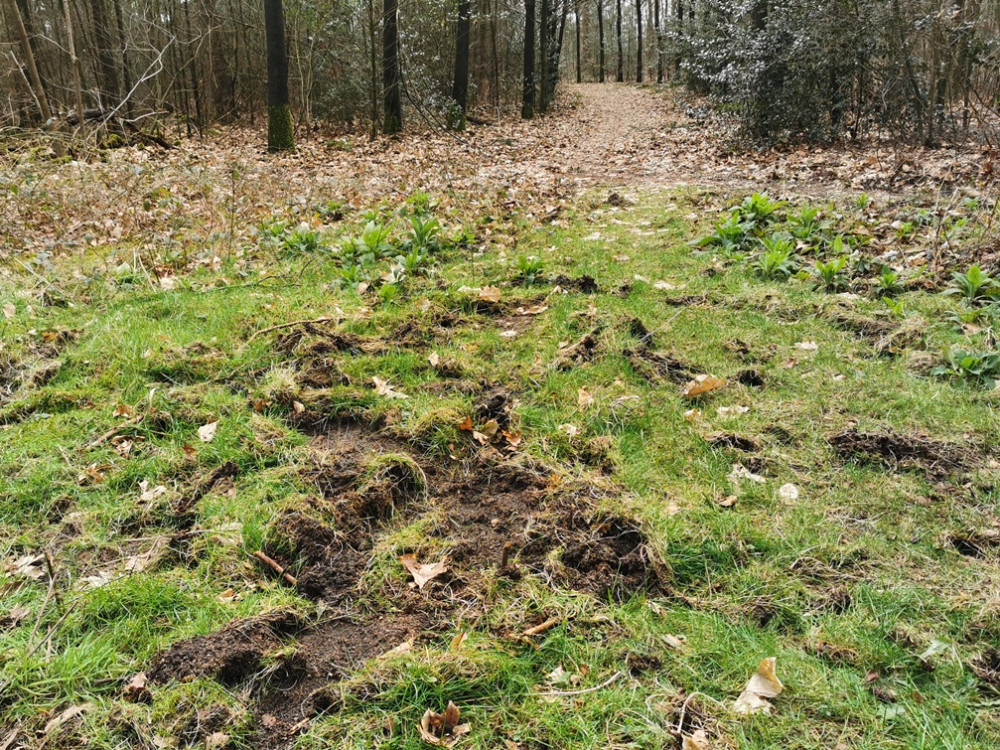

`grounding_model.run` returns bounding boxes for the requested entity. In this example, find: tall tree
[575,1,581,83]
[597,0,605,82]
[448,0,472,129]
[539,0,550,111]
[112,0,134,115]
[89,0,120,105]
[264,0,294,151]
[635,0,642,81]
[521,0,535,117]
[382,0,403,133]
[2,0,52,122]
[615,0,623,82]
[654,0,662,83]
